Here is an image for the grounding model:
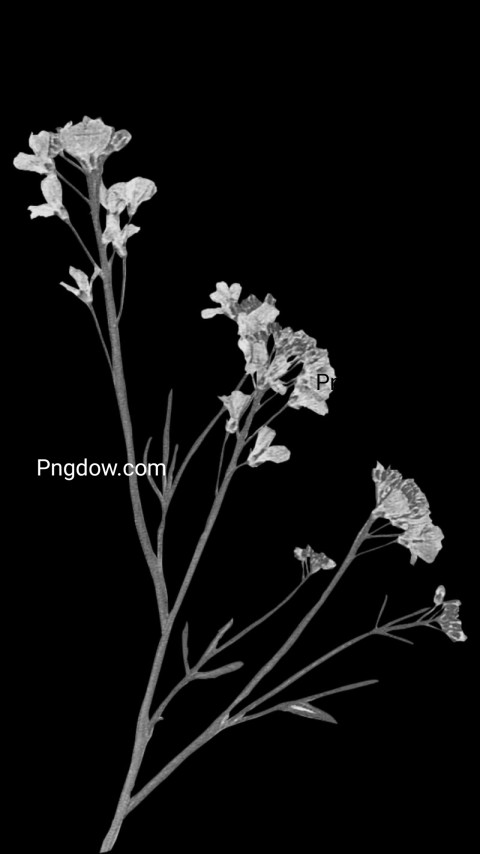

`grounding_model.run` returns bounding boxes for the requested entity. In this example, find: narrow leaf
[196,661,244,679]
[282,701,338,724]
